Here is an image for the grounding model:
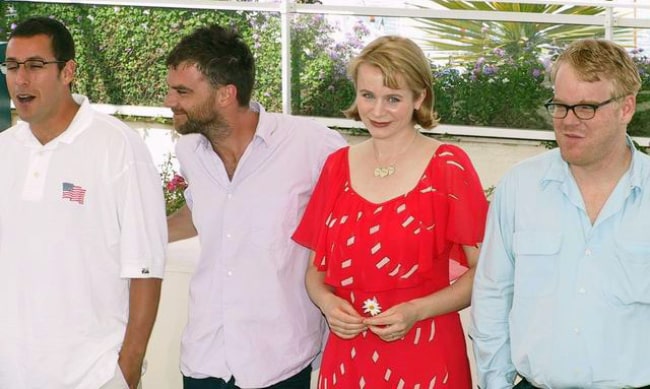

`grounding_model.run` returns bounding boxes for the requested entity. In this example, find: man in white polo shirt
[0,17,167,389]
[165,25,346,389]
